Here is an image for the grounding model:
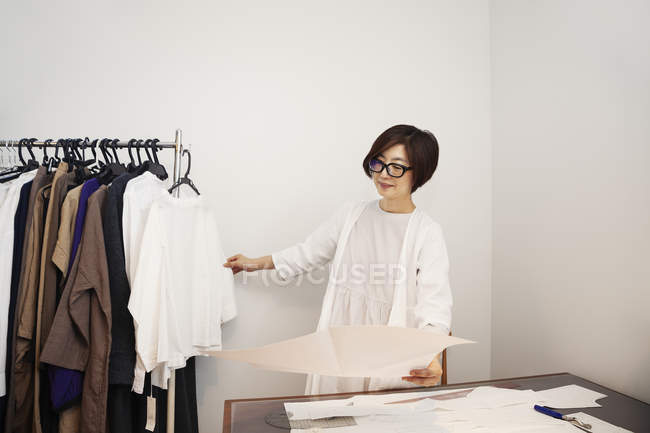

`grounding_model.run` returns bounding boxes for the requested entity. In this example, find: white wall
[490,0,650,403]
[1,1,493,431]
